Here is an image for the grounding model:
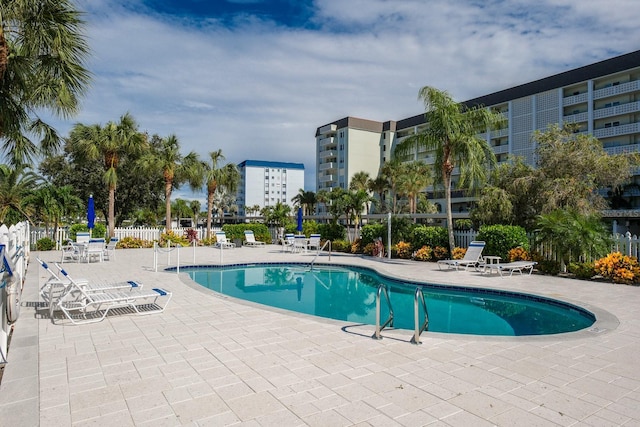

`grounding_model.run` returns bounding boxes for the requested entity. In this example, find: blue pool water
[183,263,595,336]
